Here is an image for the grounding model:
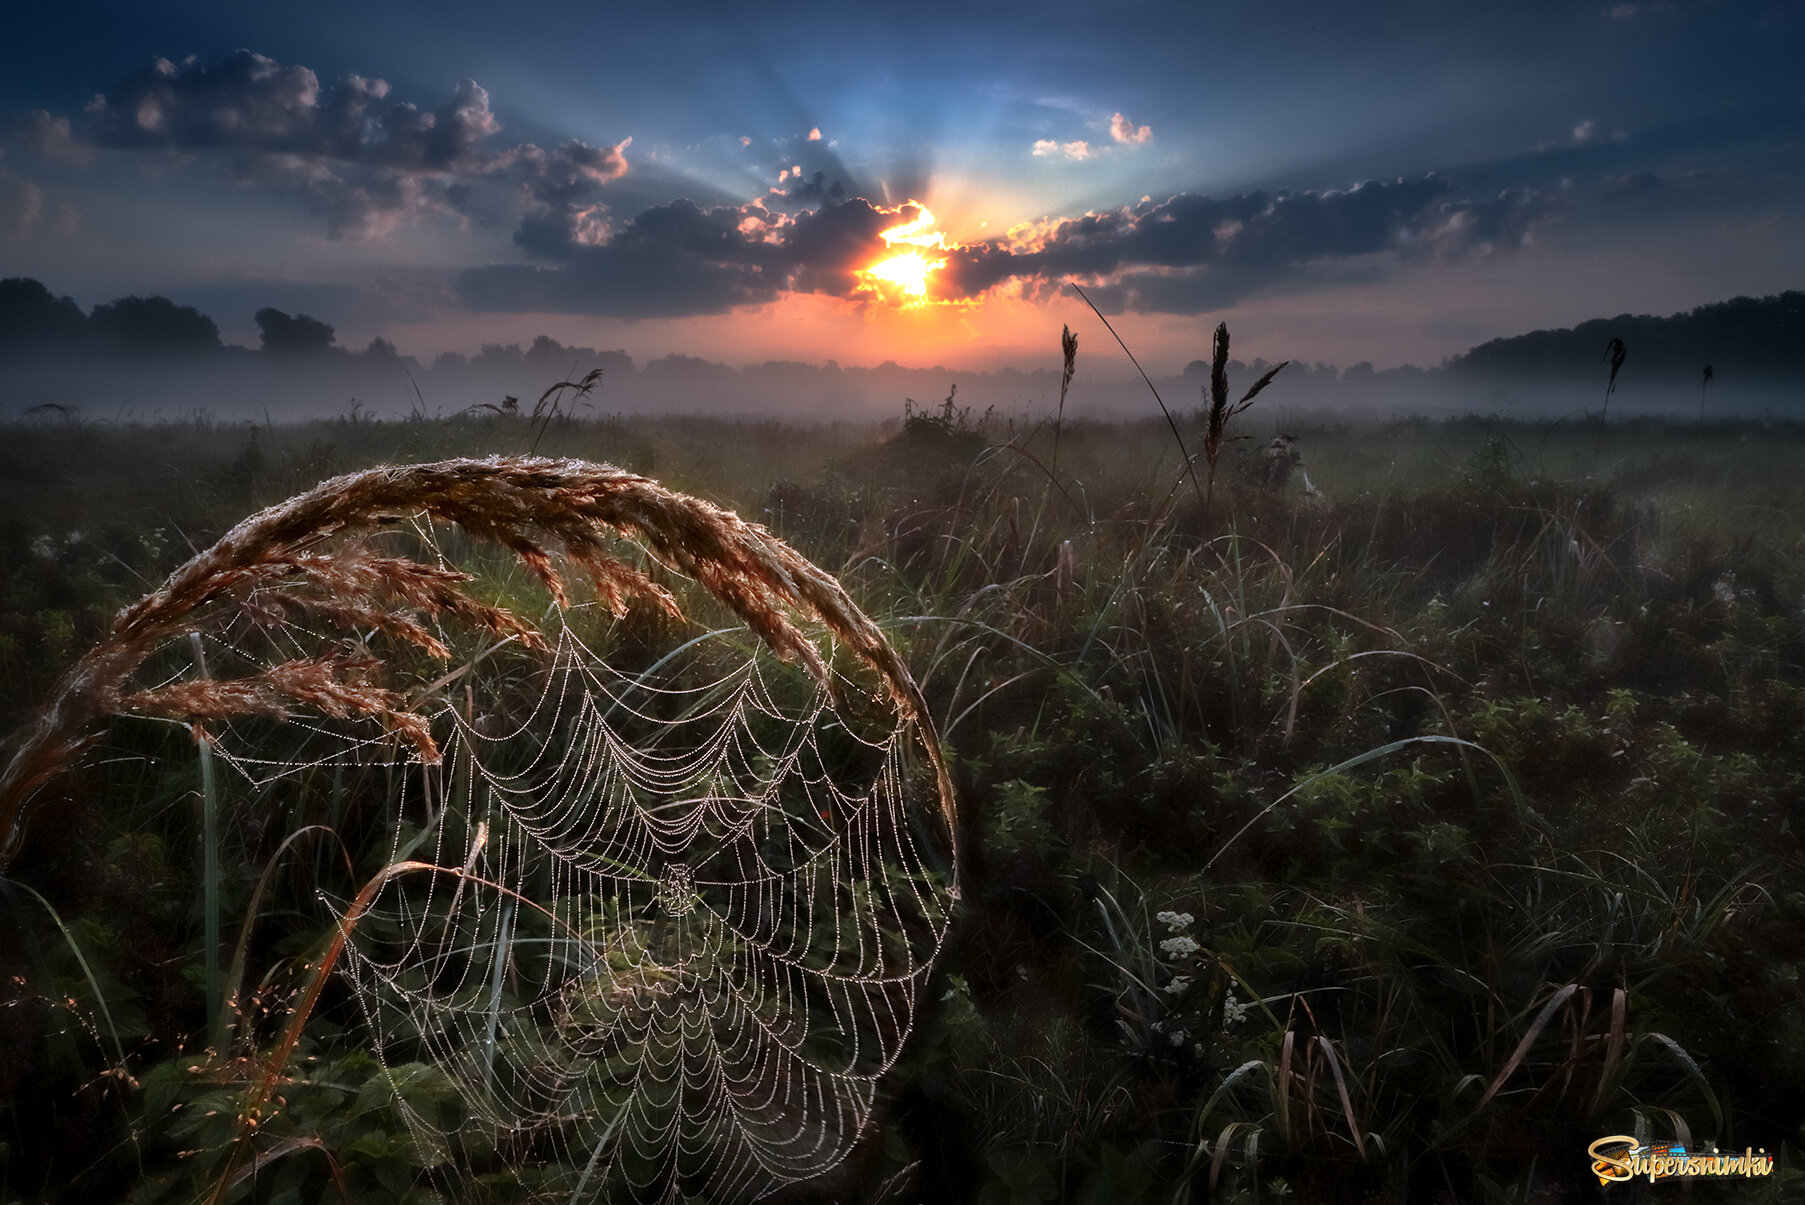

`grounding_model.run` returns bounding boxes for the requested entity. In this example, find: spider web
[193,554,957,1201]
